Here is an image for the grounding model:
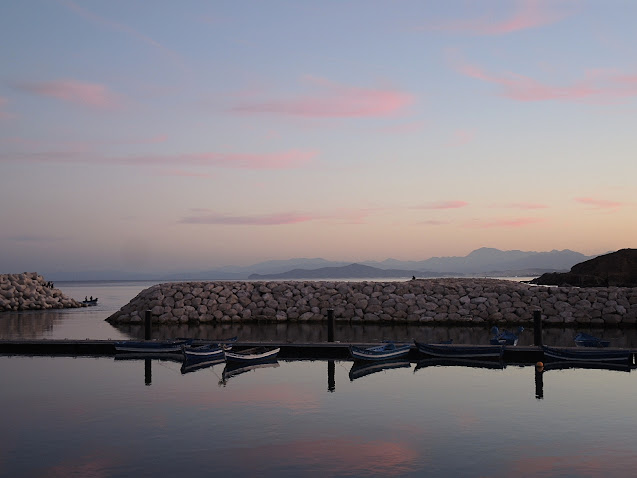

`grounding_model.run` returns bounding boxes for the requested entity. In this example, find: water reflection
[349,360,411,381]
[219,360,280,387]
